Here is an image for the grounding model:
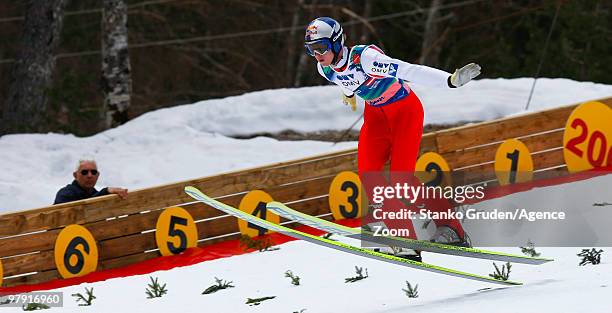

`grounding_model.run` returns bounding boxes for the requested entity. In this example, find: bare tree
[102,0,132,129]
[360,0,373,43]
[418,0,452,67]
[2,0,69,135]
[341,7,384,50]
[286,0,304,84]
